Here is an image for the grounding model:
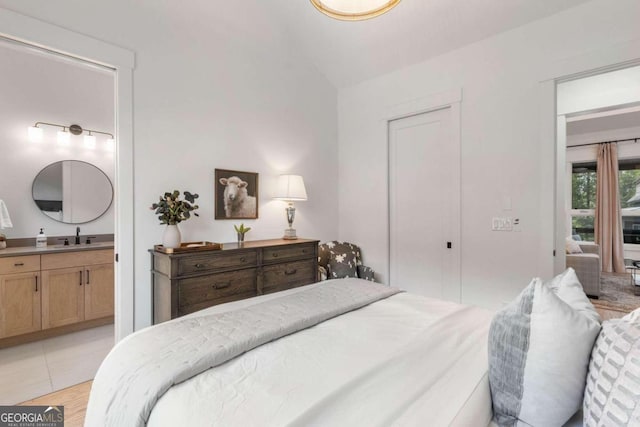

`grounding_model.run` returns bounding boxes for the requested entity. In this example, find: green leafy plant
[234,223,251,235]
[151,190,199,225]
